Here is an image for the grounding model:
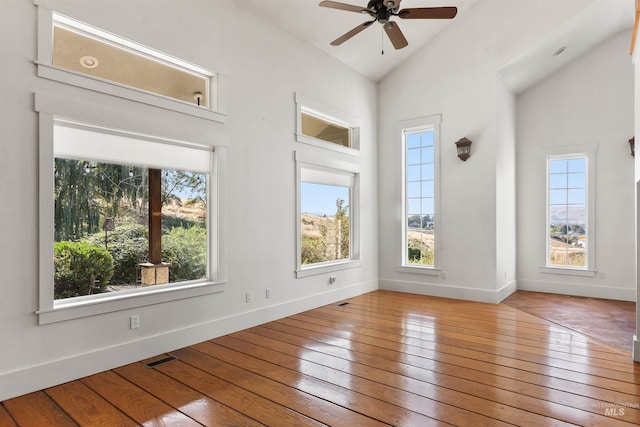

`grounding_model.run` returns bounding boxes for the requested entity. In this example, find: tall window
[404,123,439,268]
[295,153,360,278]
[547,155,588,268]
